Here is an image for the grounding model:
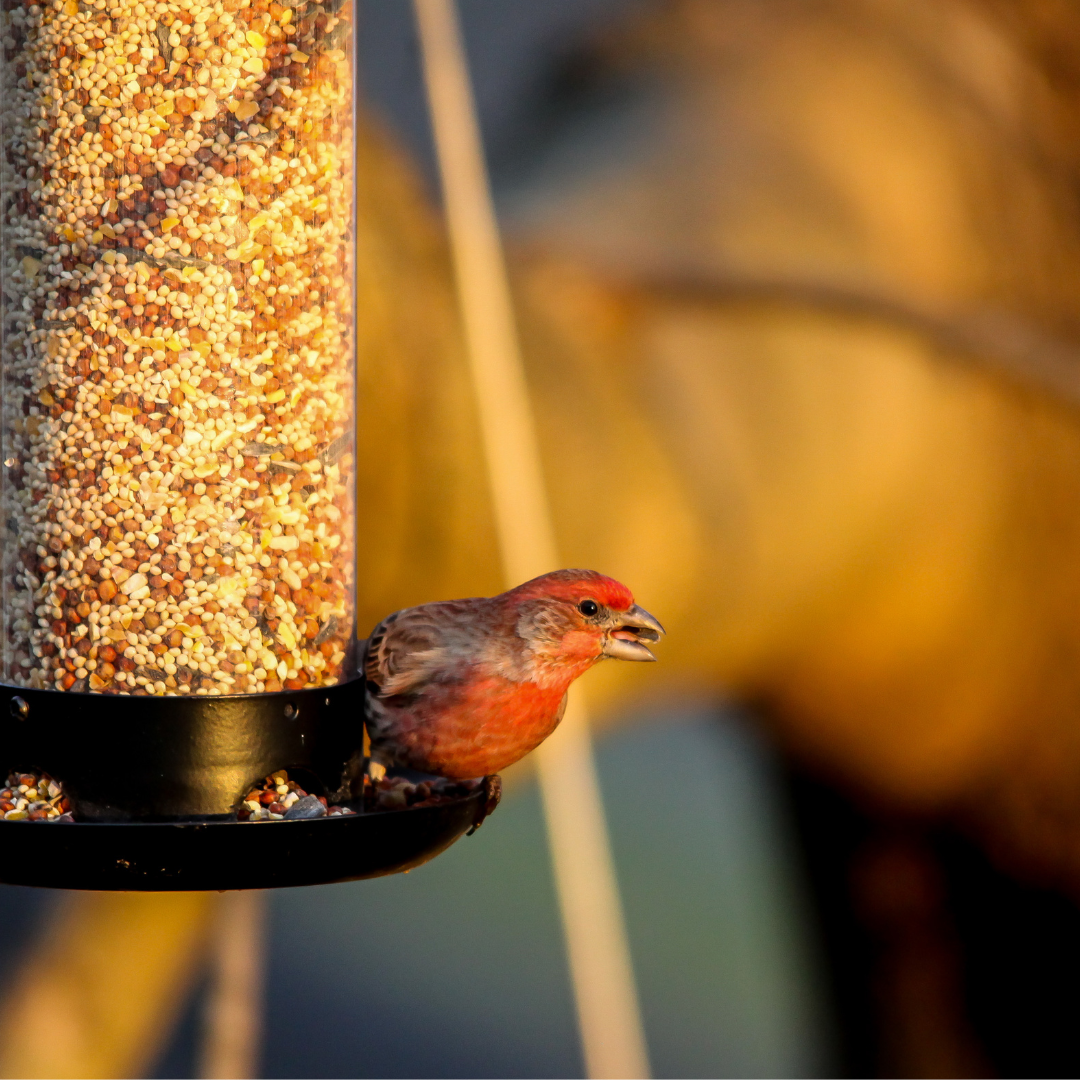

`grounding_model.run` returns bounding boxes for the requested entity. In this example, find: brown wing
[362,599,486,698]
